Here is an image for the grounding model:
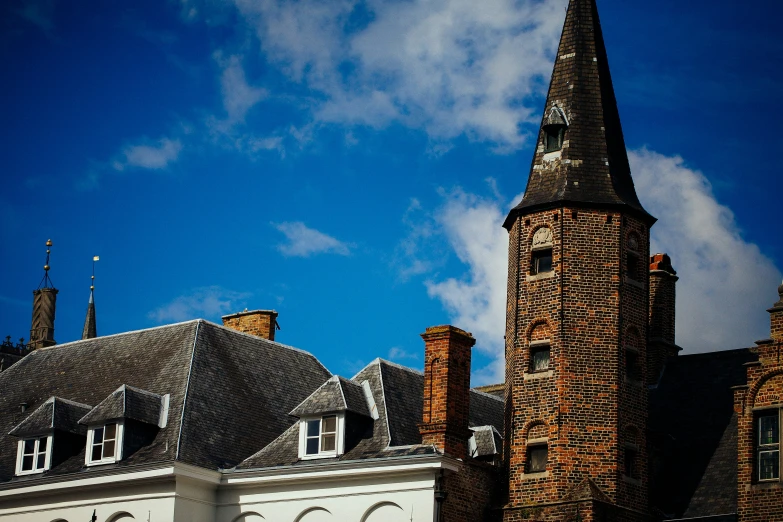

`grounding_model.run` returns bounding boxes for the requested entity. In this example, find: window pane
[759,450,780,480]
[322,416,337,433]
[306,437,319,455]
[321,434,336,452]
[307,420,320,437]
[22,455,33,471]
[532,250,553,275]
[103,440,116,459]
[531,347,550,372]
[36,453,46,470]
[527,445,547,473]
[104,423,117,440]
[759,415,779,445]
[94,427,104,444]
[23,439,35,454]
[38,437,47,452]
[91,443,102,462]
